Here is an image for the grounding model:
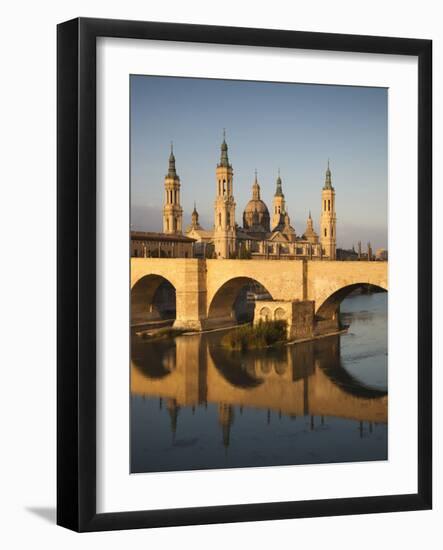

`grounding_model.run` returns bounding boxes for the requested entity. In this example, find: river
[131,291,388,473]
